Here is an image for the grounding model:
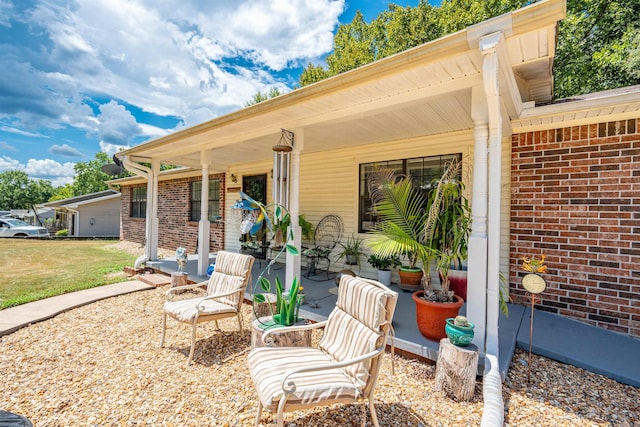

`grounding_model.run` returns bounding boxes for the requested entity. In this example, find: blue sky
[0,0,426,186]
